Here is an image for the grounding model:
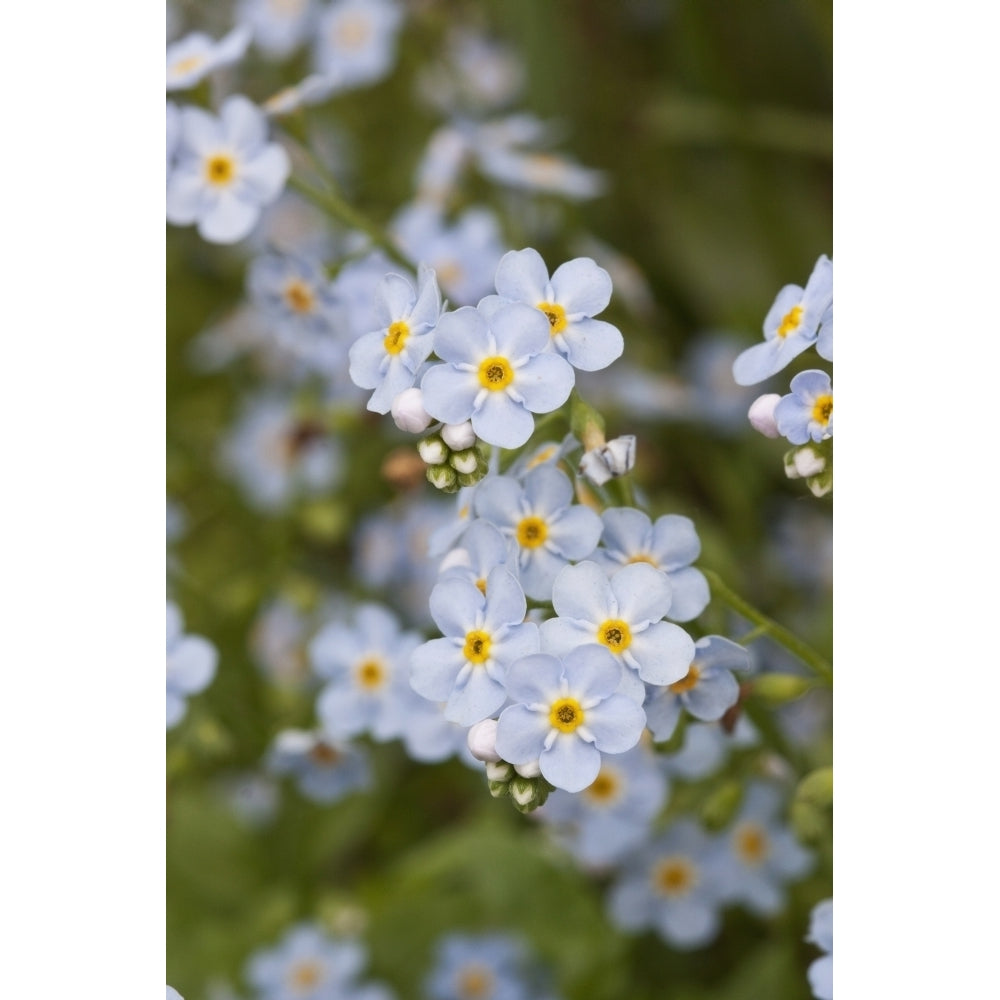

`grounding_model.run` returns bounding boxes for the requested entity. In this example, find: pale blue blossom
[591,507,710,622]
[540,560,695,703]
[732,255,833,385]
[411,568,539,725]
[437,518,510,595]
[425,933,532,1000]
[472,465,602,600]
[166,95,290,244]
[420,303,575,450]
[807,898,833,1000]
[816,304,833,362]
[166,24,251,90]
[494,248,623,372]
[266,729,371,804]
[166,601,218,729]
[495,646,646,793]
[643,635,749,740]
[774,369,833,444]
[238,0,318,60]
[312,0,404,91]
[349,266,441,413]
